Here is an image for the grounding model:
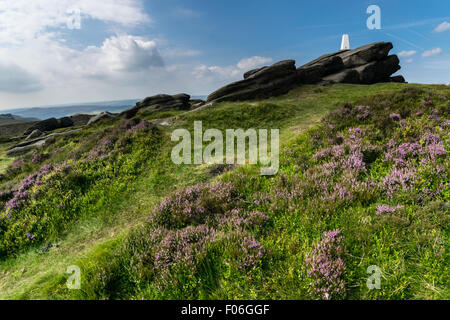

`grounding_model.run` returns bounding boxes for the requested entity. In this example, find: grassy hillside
[0,83,448,300]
